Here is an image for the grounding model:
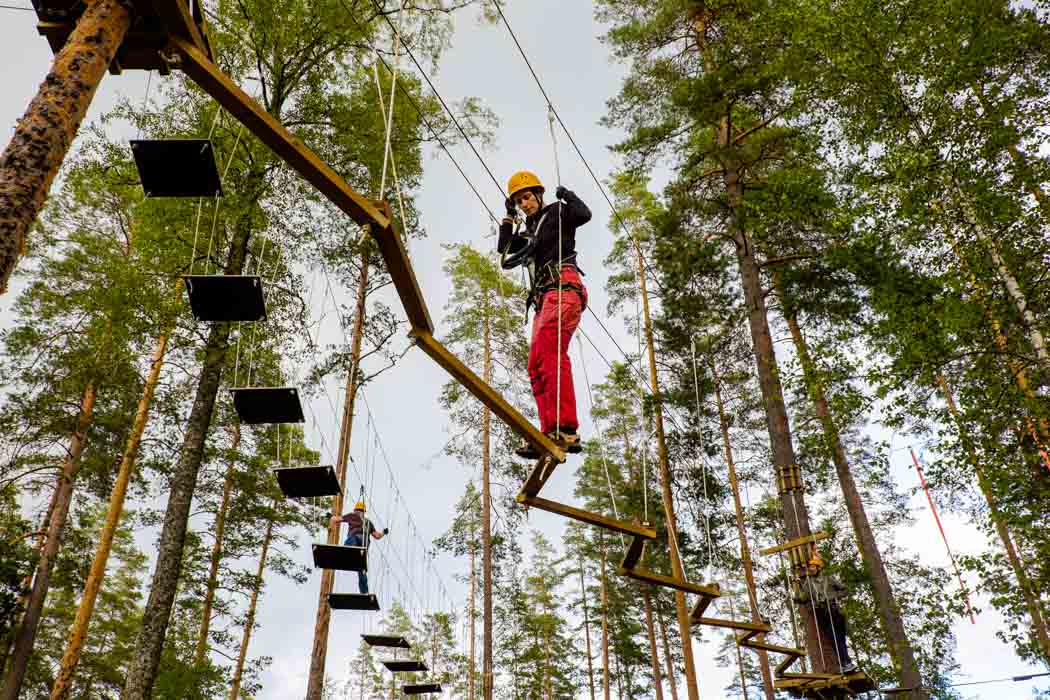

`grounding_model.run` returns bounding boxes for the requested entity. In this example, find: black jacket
[497,189,591,277]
